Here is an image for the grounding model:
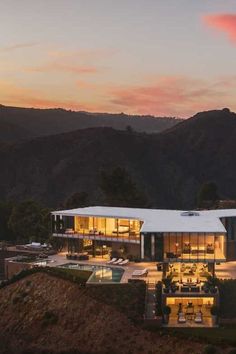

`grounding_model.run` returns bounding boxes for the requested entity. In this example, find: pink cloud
[0,80,89,111]
[203,14,236,43]
[1,75,236,118]
[108,76,235,117]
